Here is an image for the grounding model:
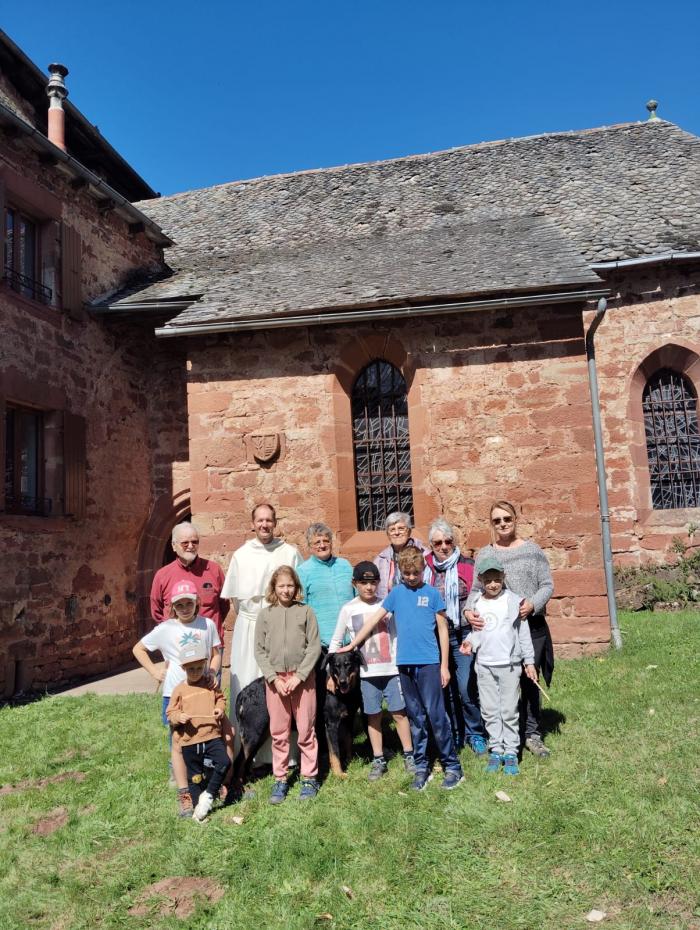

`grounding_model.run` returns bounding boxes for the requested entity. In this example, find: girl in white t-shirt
[460,557,537,776]
[133,579,222,817]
